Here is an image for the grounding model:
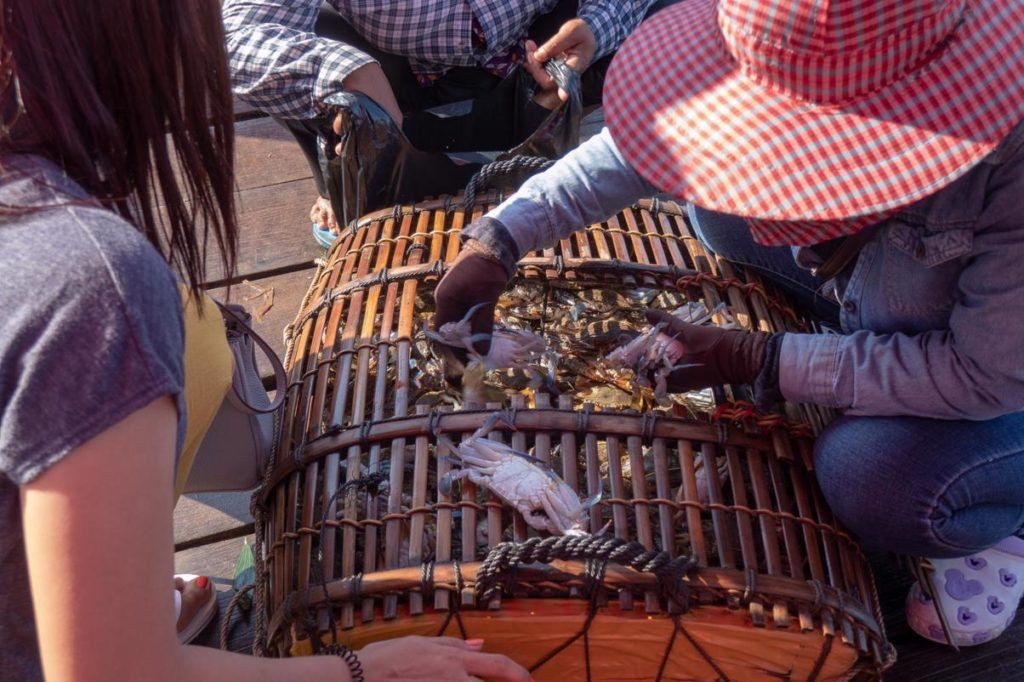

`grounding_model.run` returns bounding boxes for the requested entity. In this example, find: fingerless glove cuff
[754,332,785,413]
[462,217,520,279]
